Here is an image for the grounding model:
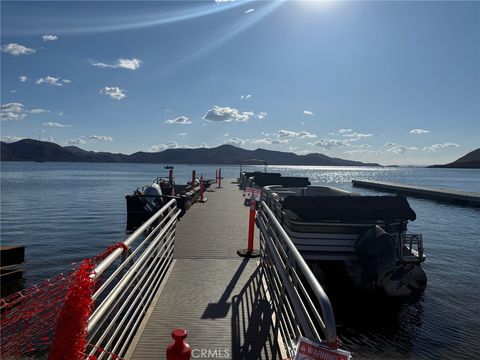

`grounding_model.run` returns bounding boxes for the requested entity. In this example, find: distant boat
[34,160,46,163]
[164,165,174,169]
